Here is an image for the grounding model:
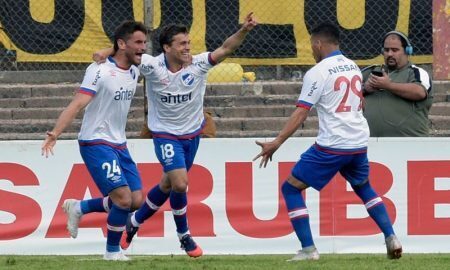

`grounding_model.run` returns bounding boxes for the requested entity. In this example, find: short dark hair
[159,24,189,52]
[383,32,408,50]
[310,23,340,45]
[113,20,148,51]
